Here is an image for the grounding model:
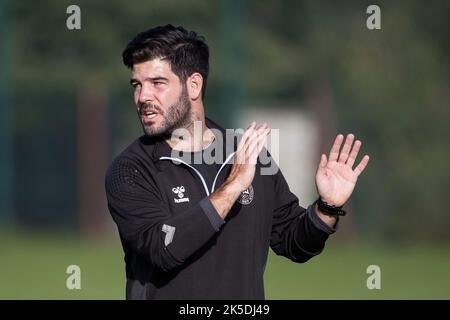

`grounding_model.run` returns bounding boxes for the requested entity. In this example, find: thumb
[319,154,327,168]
